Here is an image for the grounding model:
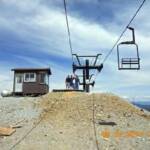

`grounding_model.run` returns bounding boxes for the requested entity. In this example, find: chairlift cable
[9,96,61,150]
[102,0,146,64]
[92,94,100,150]
[92,0,146,84]
[63,0,74,62]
